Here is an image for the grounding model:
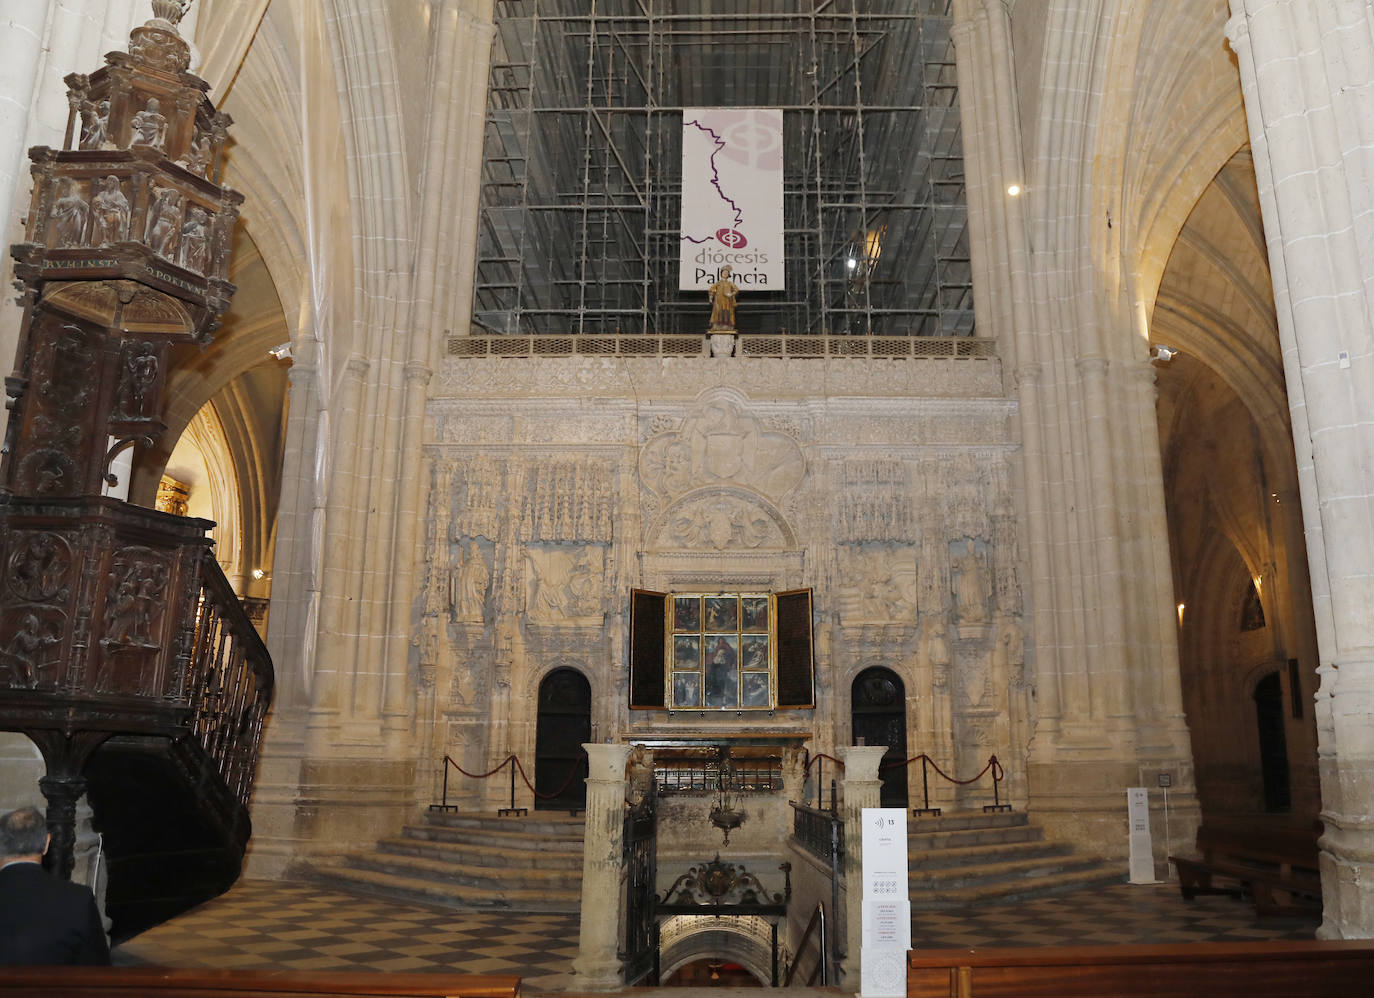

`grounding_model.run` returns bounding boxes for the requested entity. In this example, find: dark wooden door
[851,667,908,807]
[535,668,591,811]
[1254,671,1291,813]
